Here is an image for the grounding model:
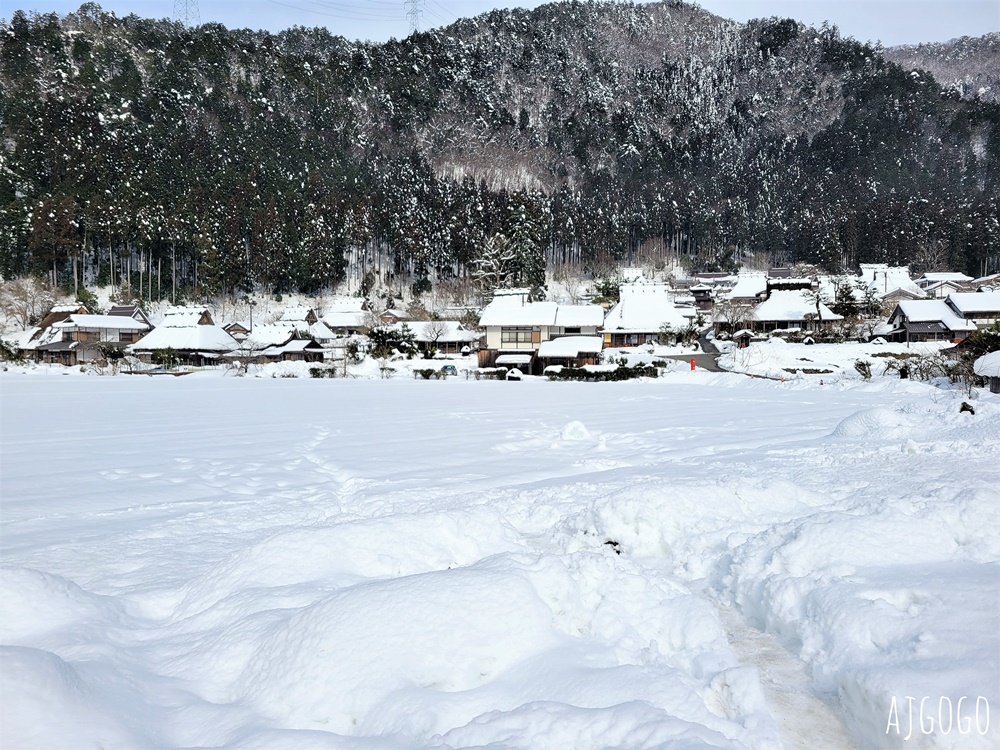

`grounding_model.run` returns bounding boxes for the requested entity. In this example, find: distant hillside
[1,1,998,301]
[886,33,1000,102]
